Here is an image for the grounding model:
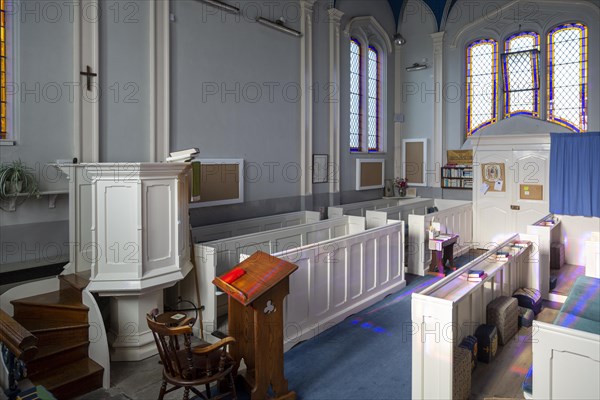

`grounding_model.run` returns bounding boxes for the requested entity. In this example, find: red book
[220,267,246,284]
